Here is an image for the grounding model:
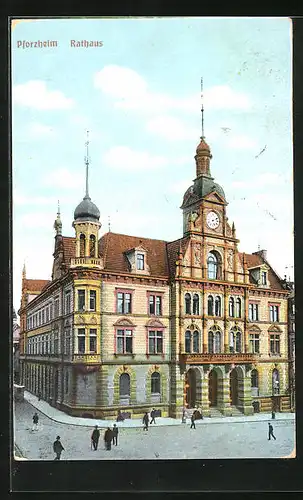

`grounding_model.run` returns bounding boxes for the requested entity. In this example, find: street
[14,400,295,460]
